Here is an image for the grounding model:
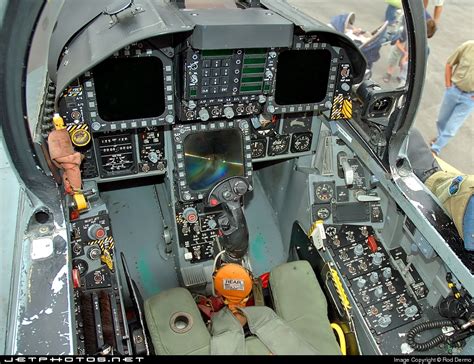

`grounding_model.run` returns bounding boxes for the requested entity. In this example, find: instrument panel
[57,32,359,186]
